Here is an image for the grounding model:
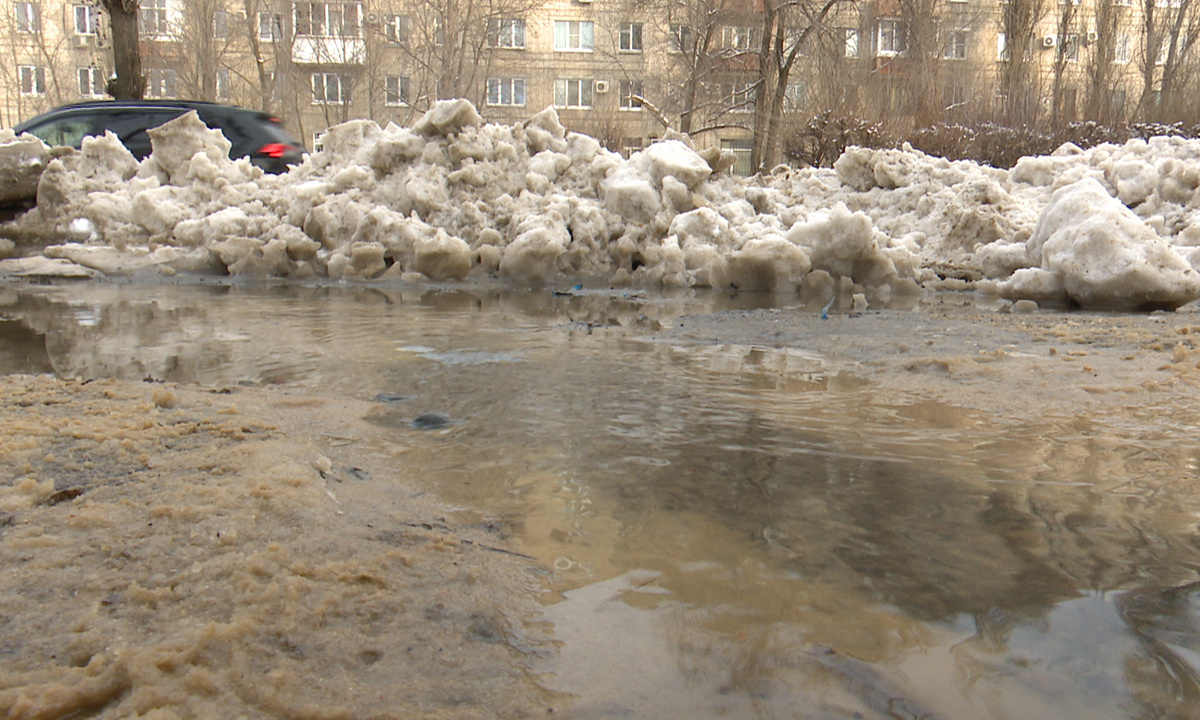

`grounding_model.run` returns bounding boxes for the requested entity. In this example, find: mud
[0,374,558,719]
